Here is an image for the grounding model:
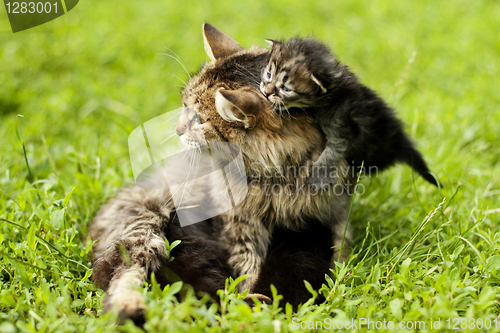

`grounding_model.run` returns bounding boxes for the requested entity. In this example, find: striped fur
[88,24,353,323]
